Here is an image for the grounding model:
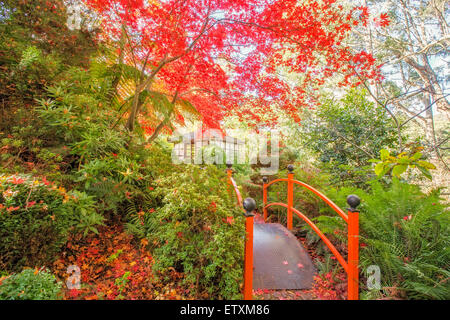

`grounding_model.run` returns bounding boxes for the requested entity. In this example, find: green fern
[312,179,449,299]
